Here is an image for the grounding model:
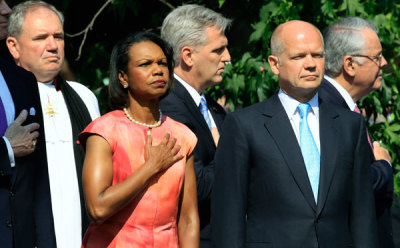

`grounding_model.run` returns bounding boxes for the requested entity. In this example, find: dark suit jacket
[160,79,226,245]
[212,93,378,248]
[0,59,55,248]
[319,78,394,248]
